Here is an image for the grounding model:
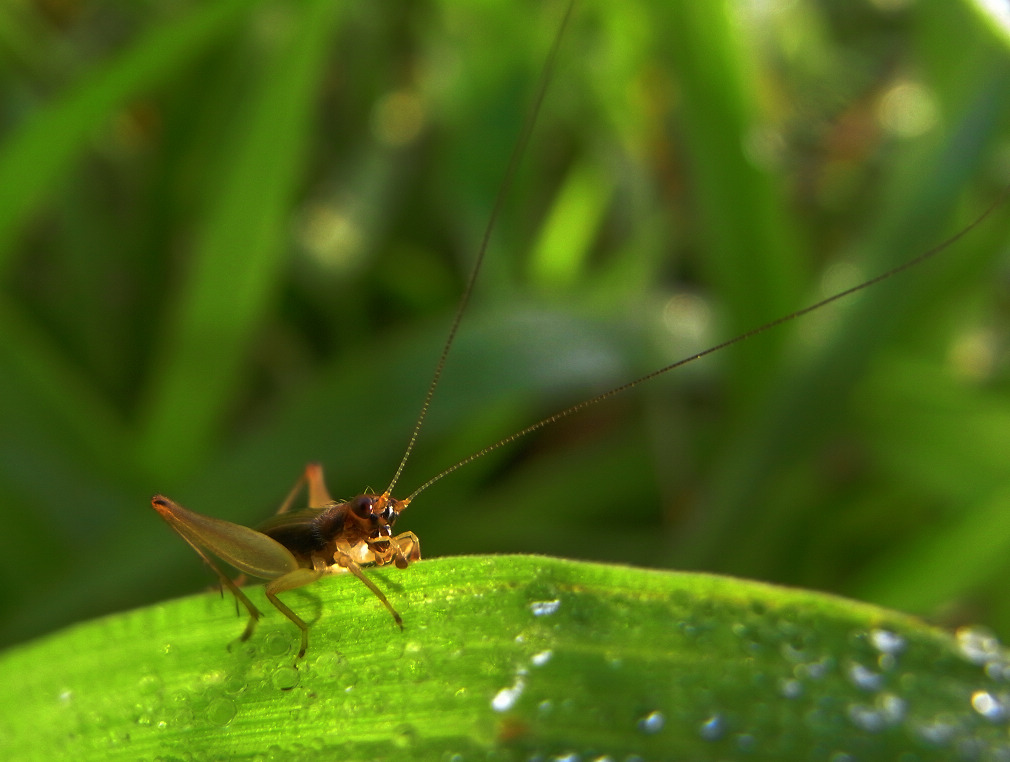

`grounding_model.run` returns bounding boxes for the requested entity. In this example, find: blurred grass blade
[136,0,342,482]
[851,356,1010,610]
[855,489,1010,612]
[682,65,1010,573]
[662,0,804,398]
[0,0,255,271]
[528,161,612,289]
[3,555,1009,761]
[0,298,127,475]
